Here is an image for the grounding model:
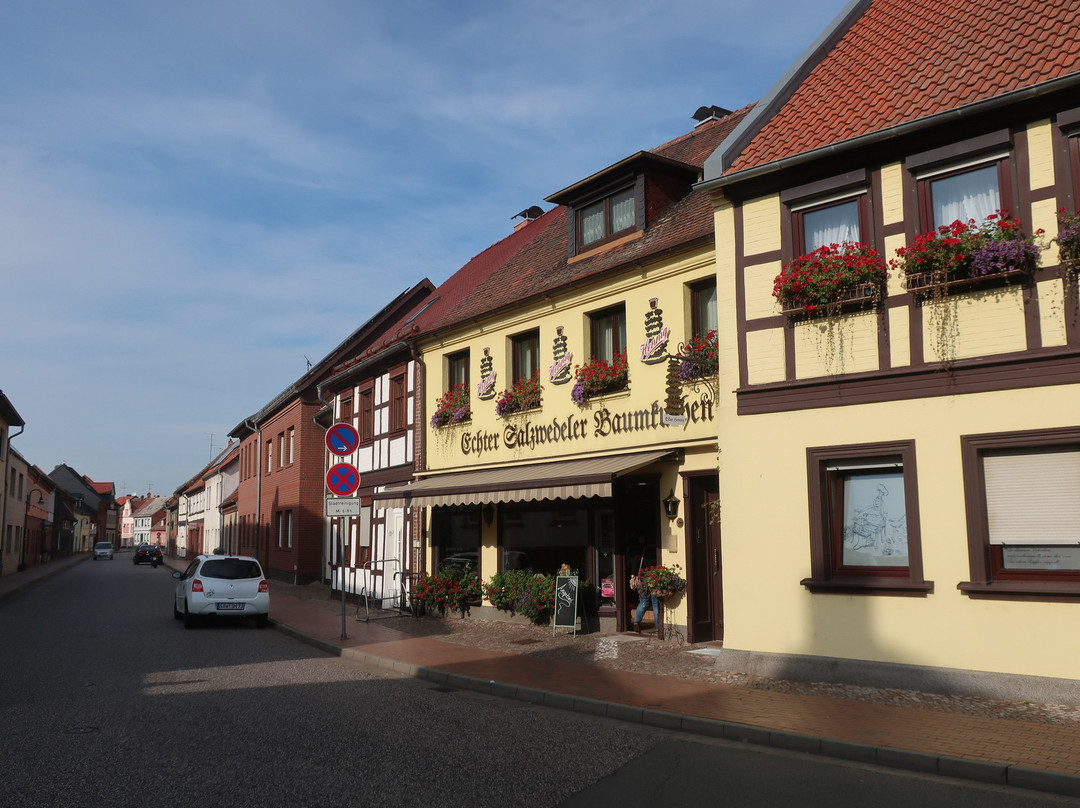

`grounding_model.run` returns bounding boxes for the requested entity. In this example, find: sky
[1,0,844,496]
